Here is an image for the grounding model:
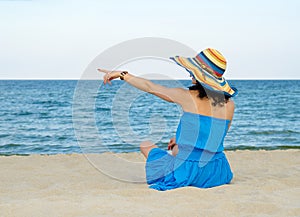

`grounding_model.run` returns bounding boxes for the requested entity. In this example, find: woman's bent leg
[171,144,178,156]
[140,140,158,159]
